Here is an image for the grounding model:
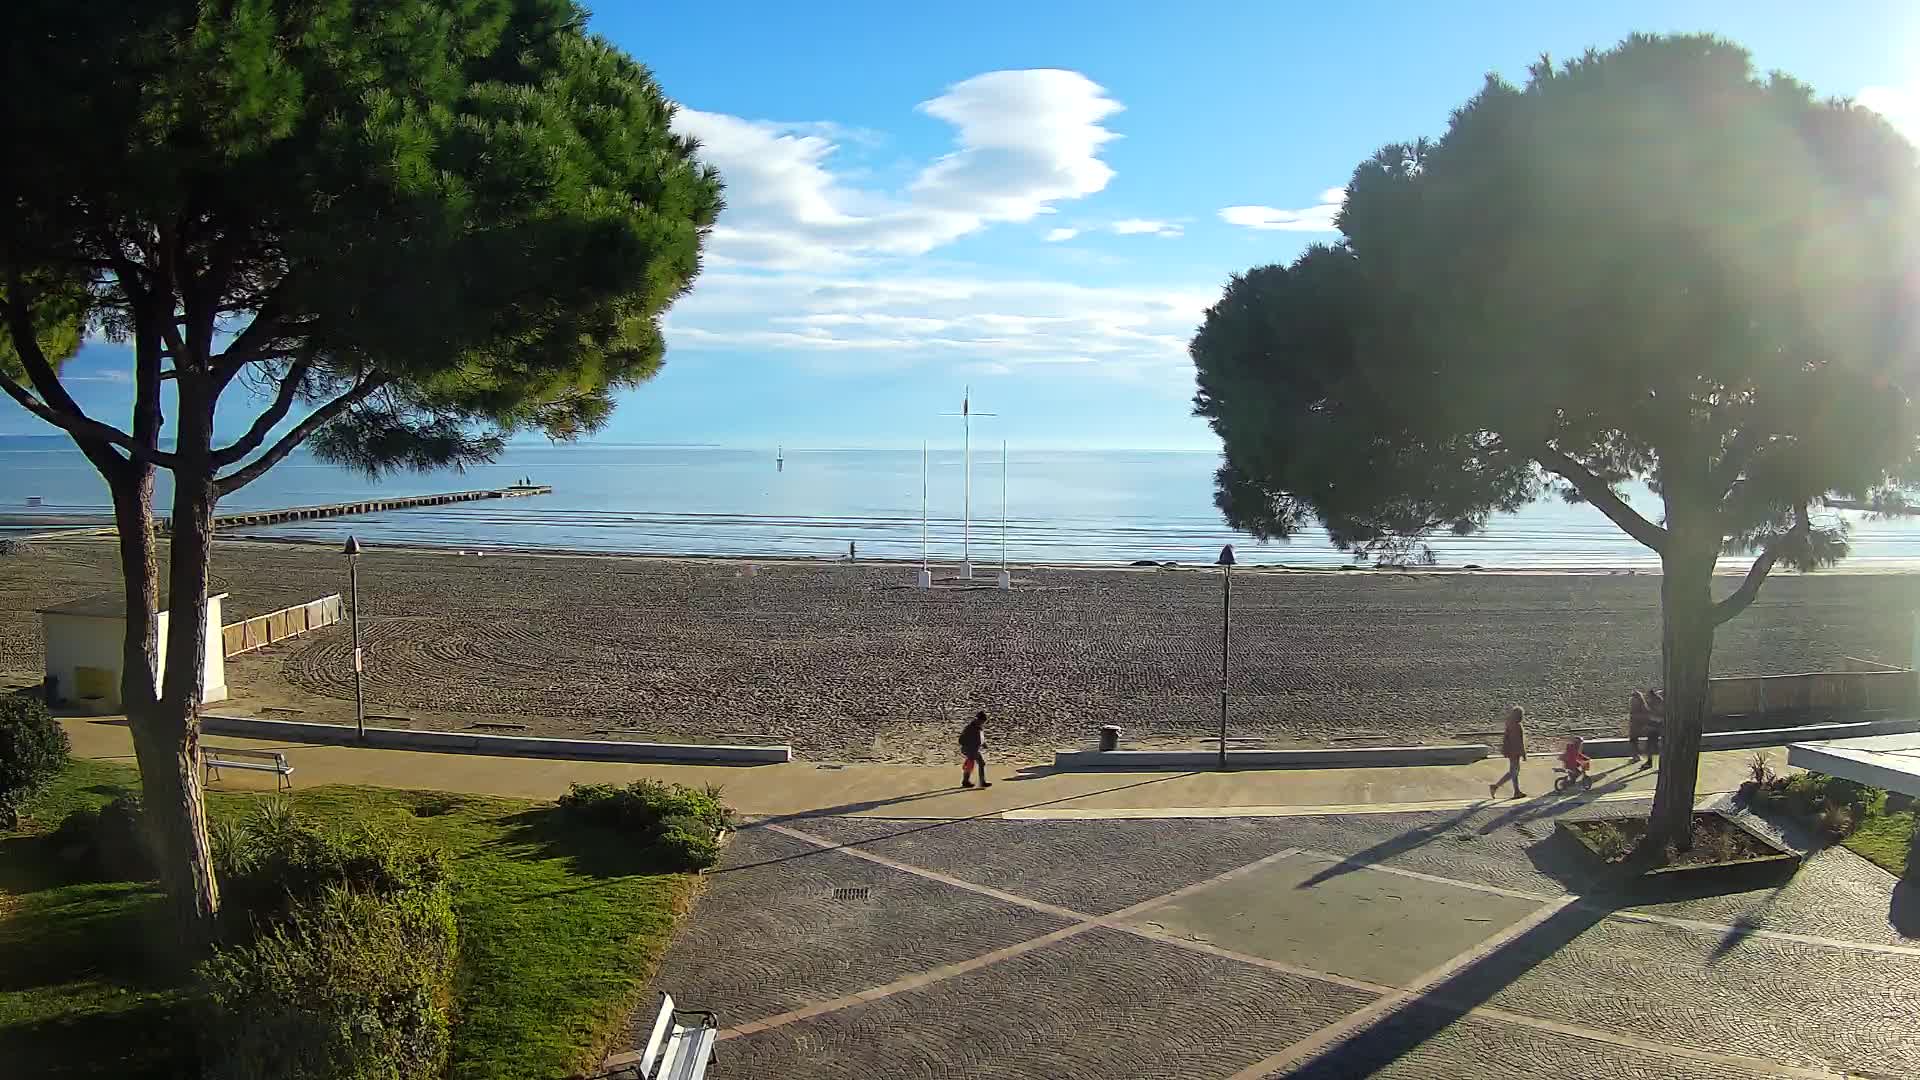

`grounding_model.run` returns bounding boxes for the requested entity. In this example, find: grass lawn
[0,758,703,1079]
[1844,805,1915,879]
